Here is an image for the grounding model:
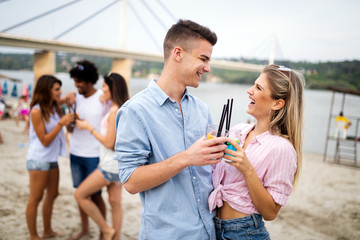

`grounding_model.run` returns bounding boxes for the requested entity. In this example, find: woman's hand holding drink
[75,119,92,131]
[222,138,254,175]
[59,113,76,127]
